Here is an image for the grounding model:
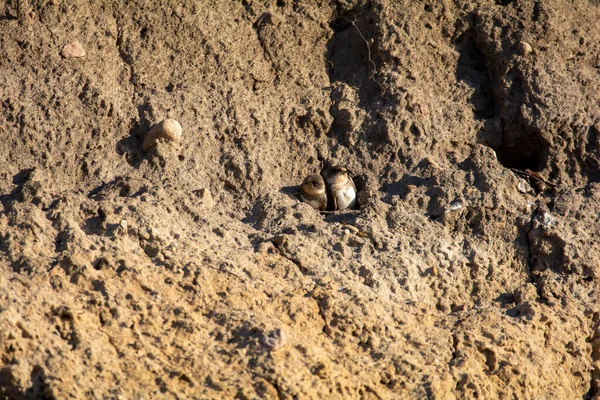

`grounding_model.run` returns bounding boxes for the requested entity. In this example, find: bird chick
[321,166,356,211]
[300,174,327,211]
